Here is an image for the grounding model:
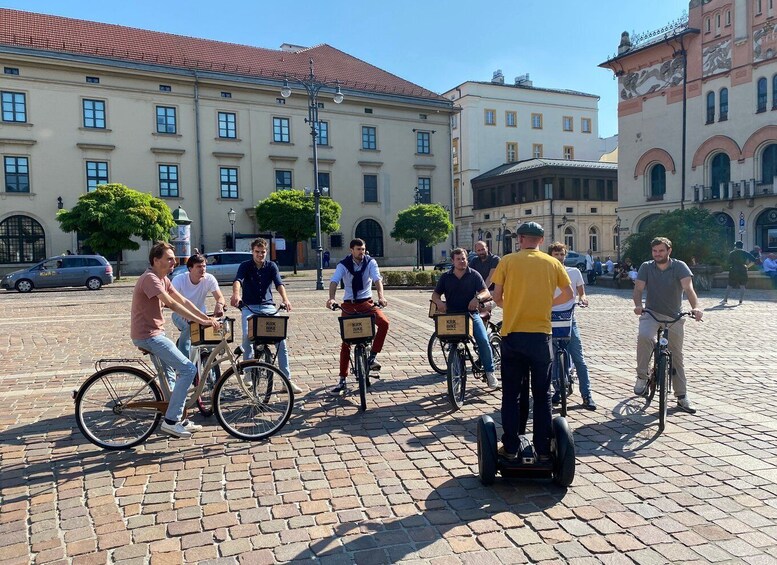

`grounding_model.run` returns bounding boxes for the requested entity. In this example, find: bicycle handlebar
[238,301,287,315]
[330,302,384,311]
[641,308,694,324]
